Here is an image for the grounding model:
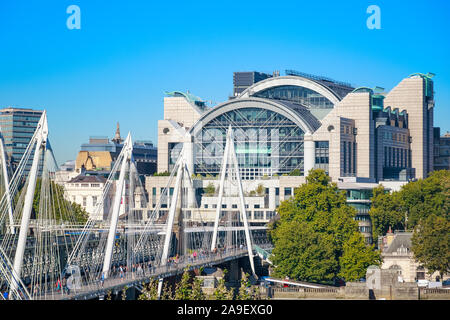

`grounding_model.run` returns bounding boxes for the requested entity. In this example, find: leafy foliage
[236,272,261,300]
[190,276,205,300]
[204,183,216,196]
[174,268,193,300]
[288,169,302,176]
[369,186,404,240]
[339,232,381,281]
[270,169,380,283]
[138,279,159,300]
[256,184,265,196]
[153,171,171,176]
[411,214,450,279]
[369,170,450,240]
[28,178,89,224]
[213,270,234,300]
